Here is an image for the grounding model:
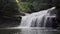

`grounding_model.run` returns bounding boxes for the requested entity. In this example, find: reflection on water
[0,27,60,34]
